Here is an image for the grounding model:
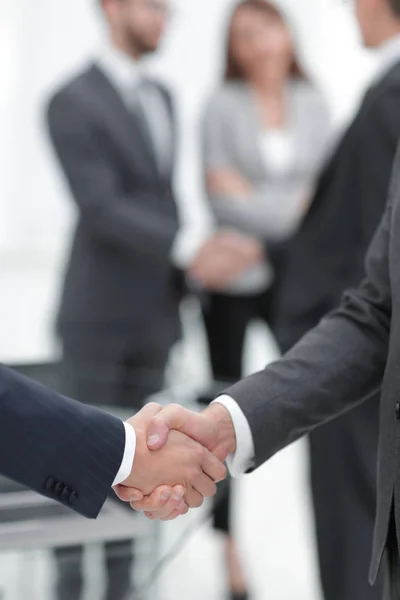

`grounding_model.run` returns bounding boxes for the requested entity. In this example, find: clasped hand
[113,403,236,521]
